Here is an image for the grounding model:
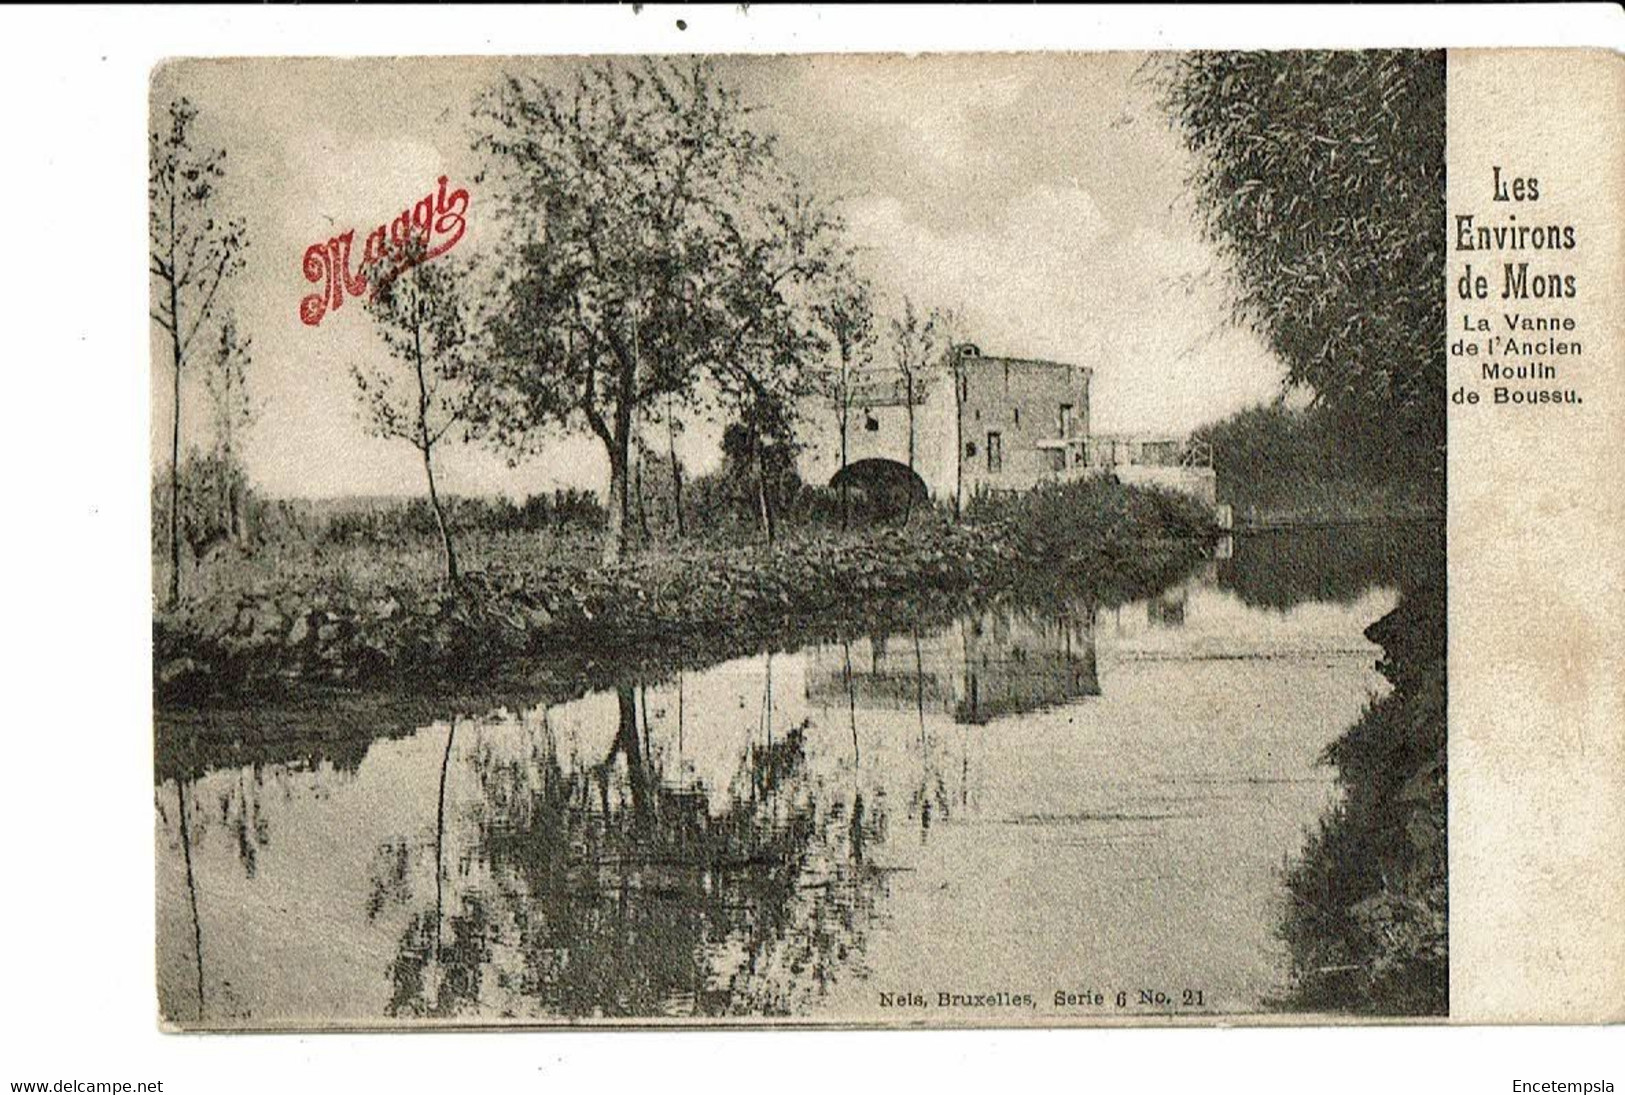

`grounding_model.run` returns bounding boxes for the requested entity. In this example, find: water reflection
[1218,522,1442,609]
[807,606,1101,728]
[157,531,1413,1024]
[173,781,204,1022]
